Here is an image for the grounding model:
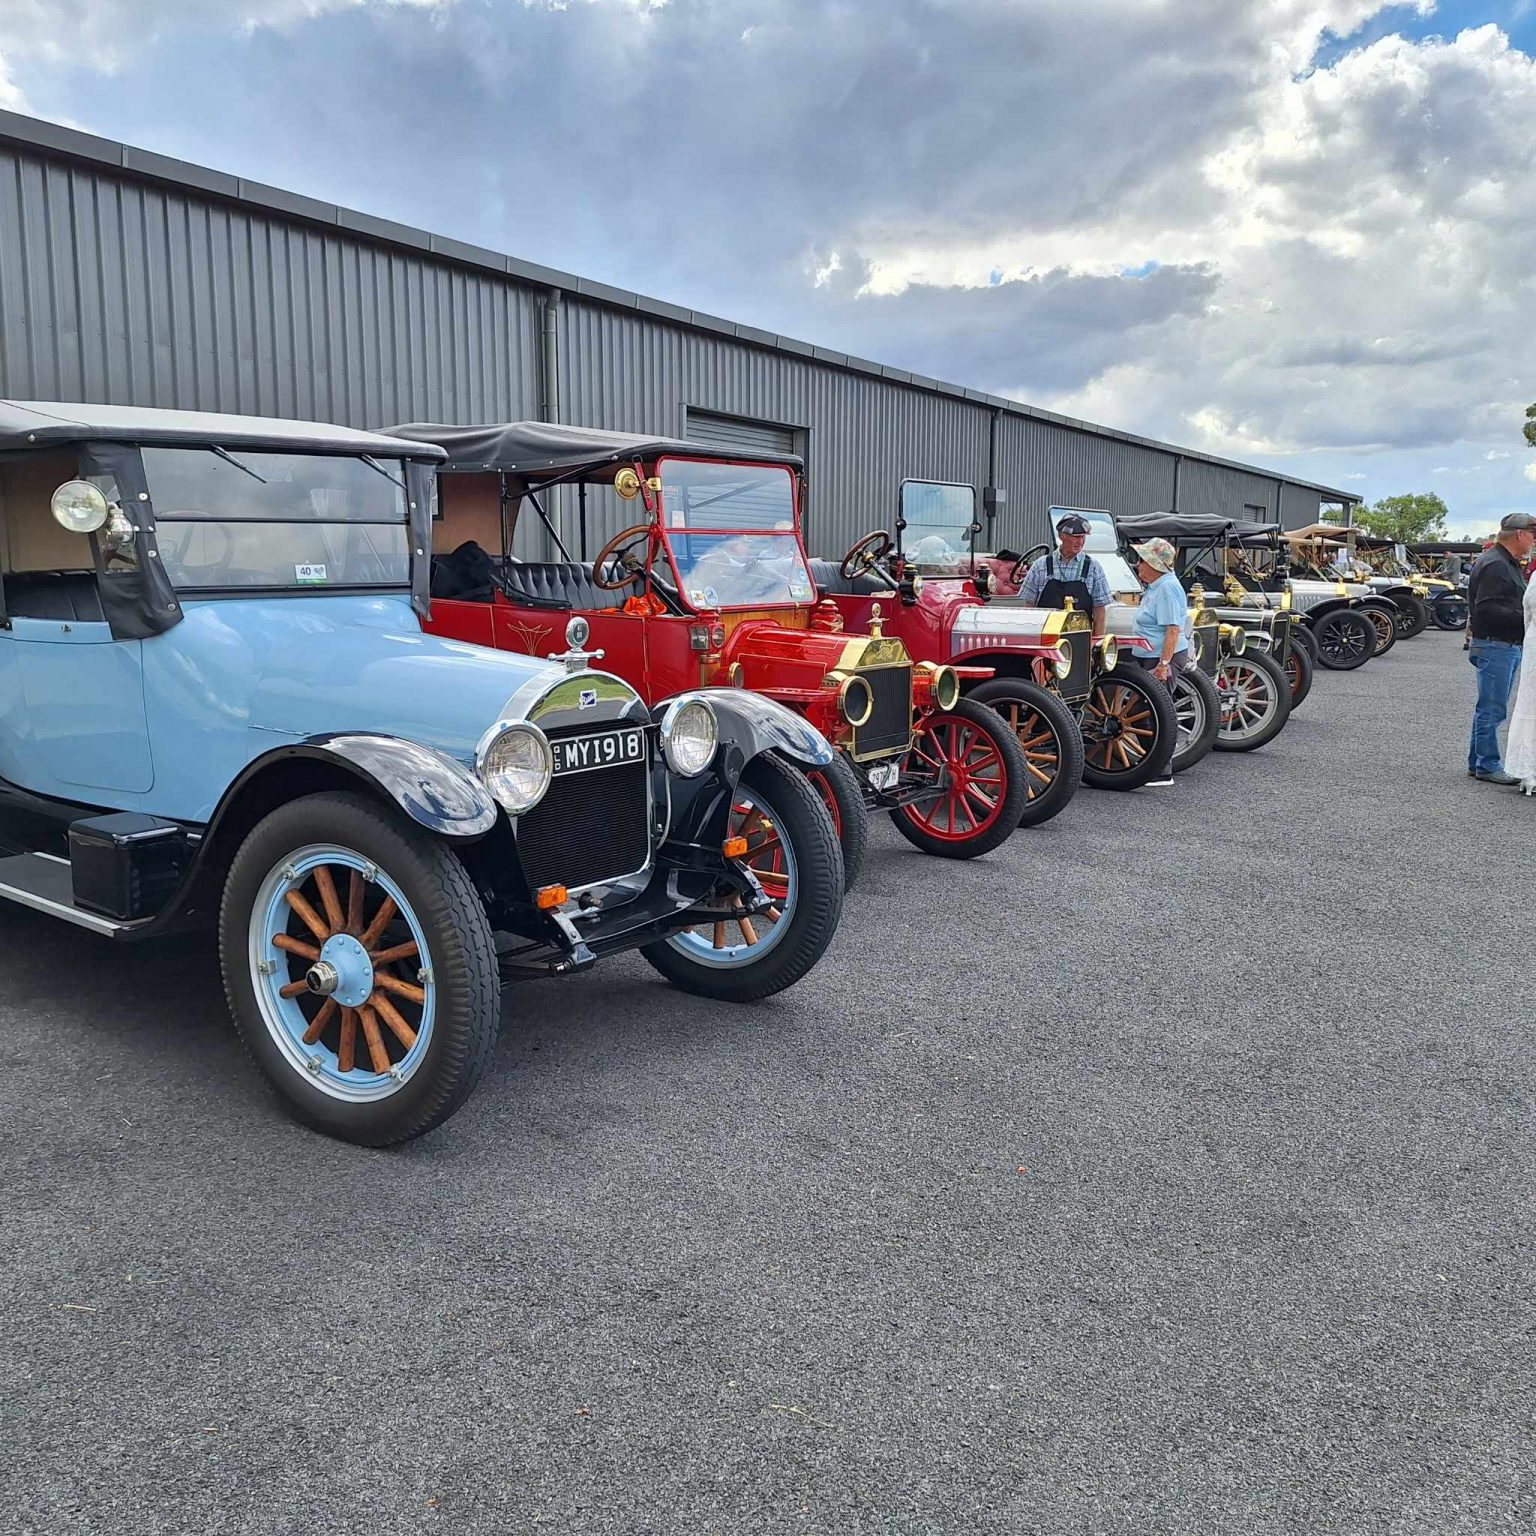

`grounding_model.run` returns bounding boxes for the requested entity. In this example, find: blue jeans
[1468,639,1521,774]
